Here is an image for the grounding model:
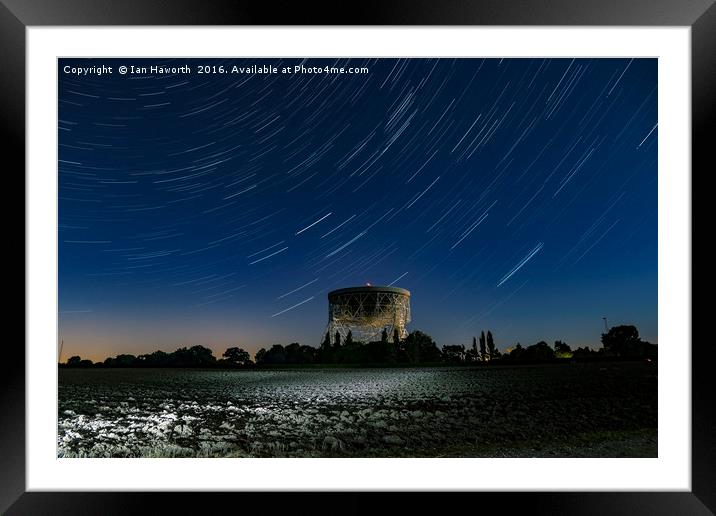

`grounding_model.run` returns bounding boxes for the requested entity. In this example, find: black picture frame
[5,1,712,514]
